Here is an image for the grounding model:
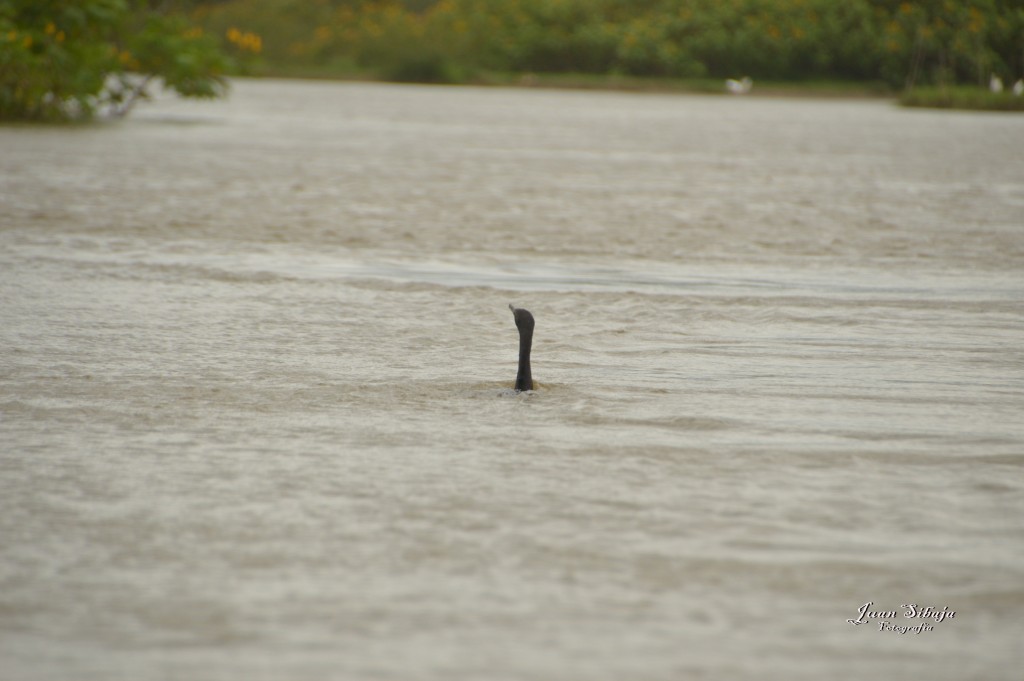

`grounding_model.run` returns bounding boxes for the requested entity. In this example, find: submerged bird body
[509,305,534,392]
